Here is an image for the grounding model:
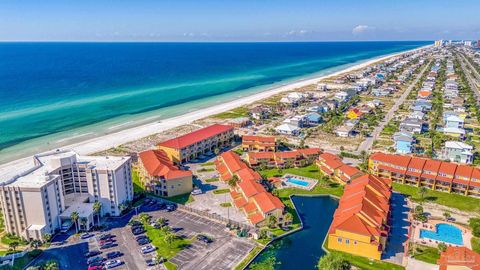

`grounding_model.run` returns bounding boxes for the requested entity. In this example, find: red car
[88,266,104,270]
